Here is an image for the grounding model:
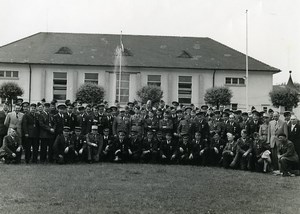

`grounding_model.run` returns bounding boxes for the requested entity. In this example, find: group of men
[0,99,299,176]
